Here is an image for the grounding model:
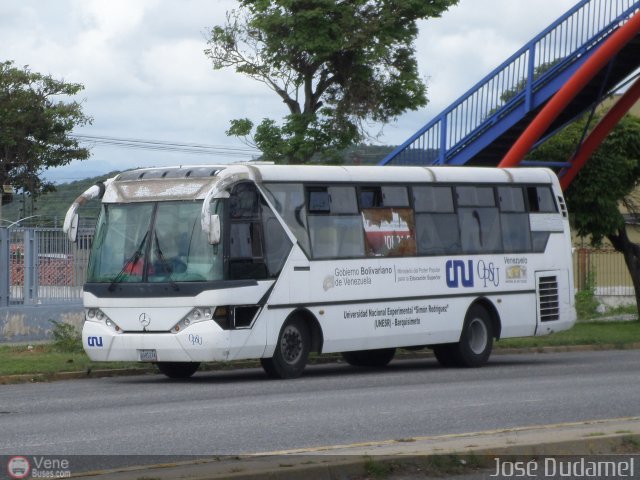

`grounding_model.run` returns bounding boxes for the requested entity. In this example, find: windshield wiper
[108,231,149,291]
[154,236,179,291]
